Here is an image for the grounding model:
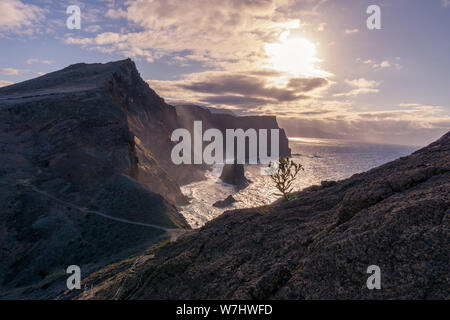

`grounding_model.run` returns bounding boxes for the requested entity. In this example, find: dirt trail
[22,182,189,241]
